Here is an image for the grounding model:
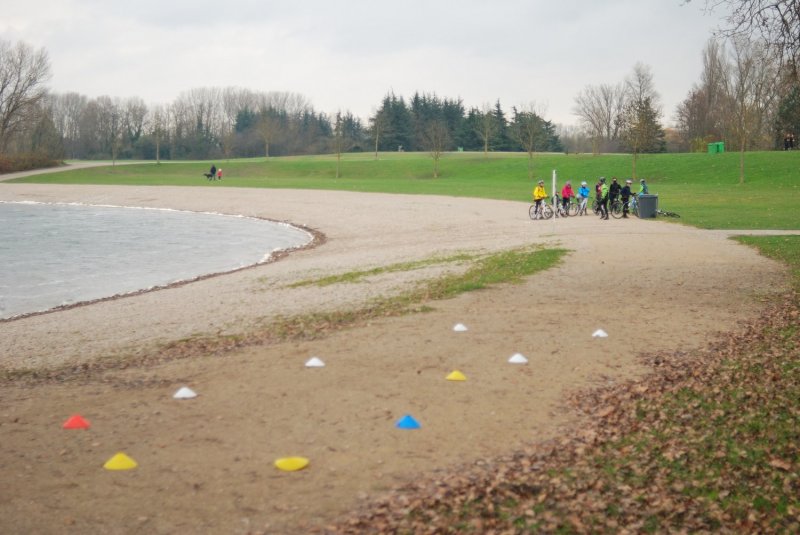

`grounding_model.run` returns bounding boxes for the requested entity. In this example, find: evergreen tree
[492,100,512,150]
[619,96,666,177]
[775,84,800,148]
[460,108,484,151]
